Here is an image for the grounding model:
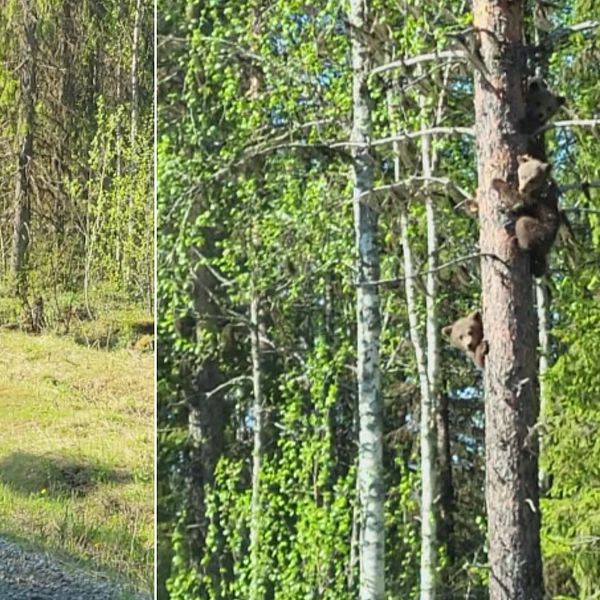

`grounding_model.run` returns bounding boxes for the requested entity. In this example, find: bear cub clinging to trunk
[511,155,560,277]
[519,78,566,134]
[442,310,488,369]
